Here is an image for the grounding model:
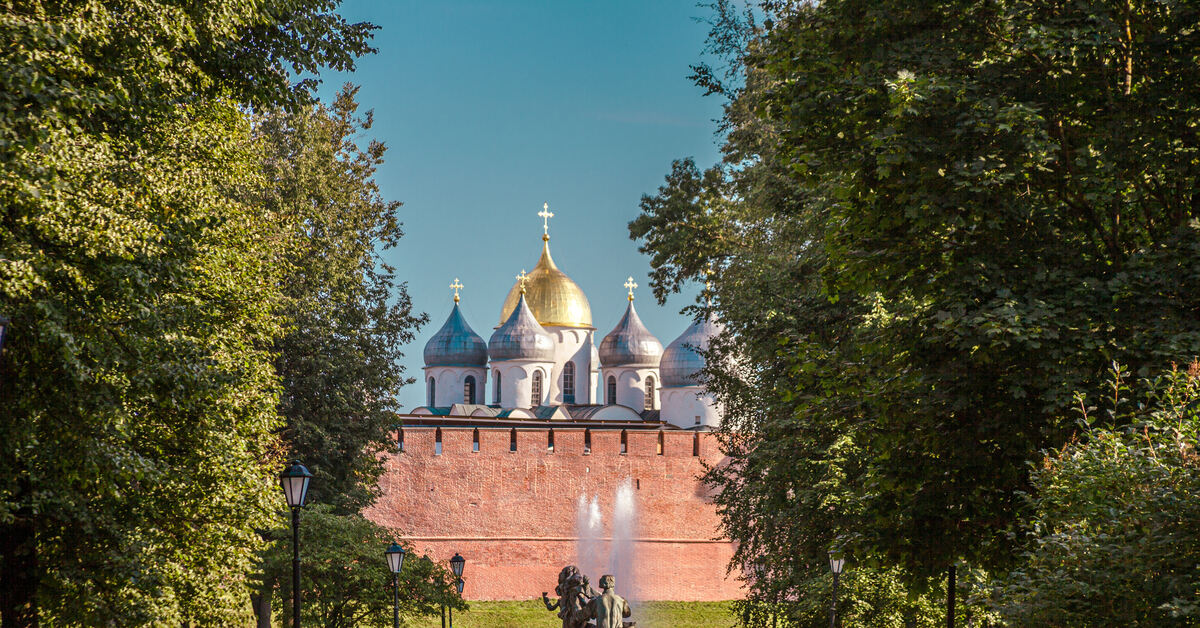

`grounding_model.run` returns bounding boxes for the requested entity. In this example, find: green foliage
[631,0,1200,618]
[989,364,1200,626]
[250,85,426,515]
[263,506,464,628]
[0,1,379,625]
